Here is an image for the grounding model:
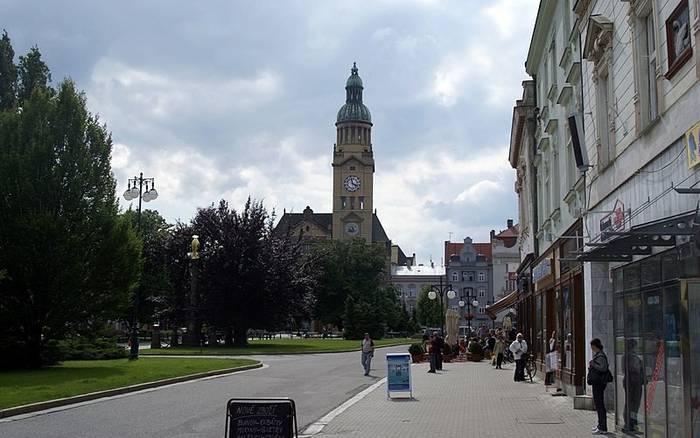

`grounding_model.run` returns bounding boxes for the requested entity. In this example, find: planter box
[411,353,425,363]
[467,353,482,362]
